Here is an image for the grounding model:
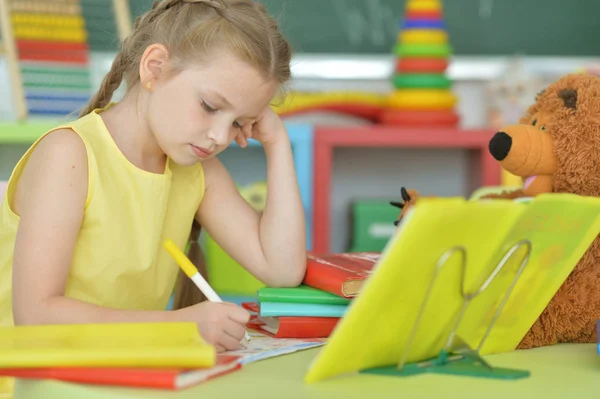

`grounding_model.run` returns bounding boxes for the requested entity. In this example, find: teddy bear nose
[489,132,512,161]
